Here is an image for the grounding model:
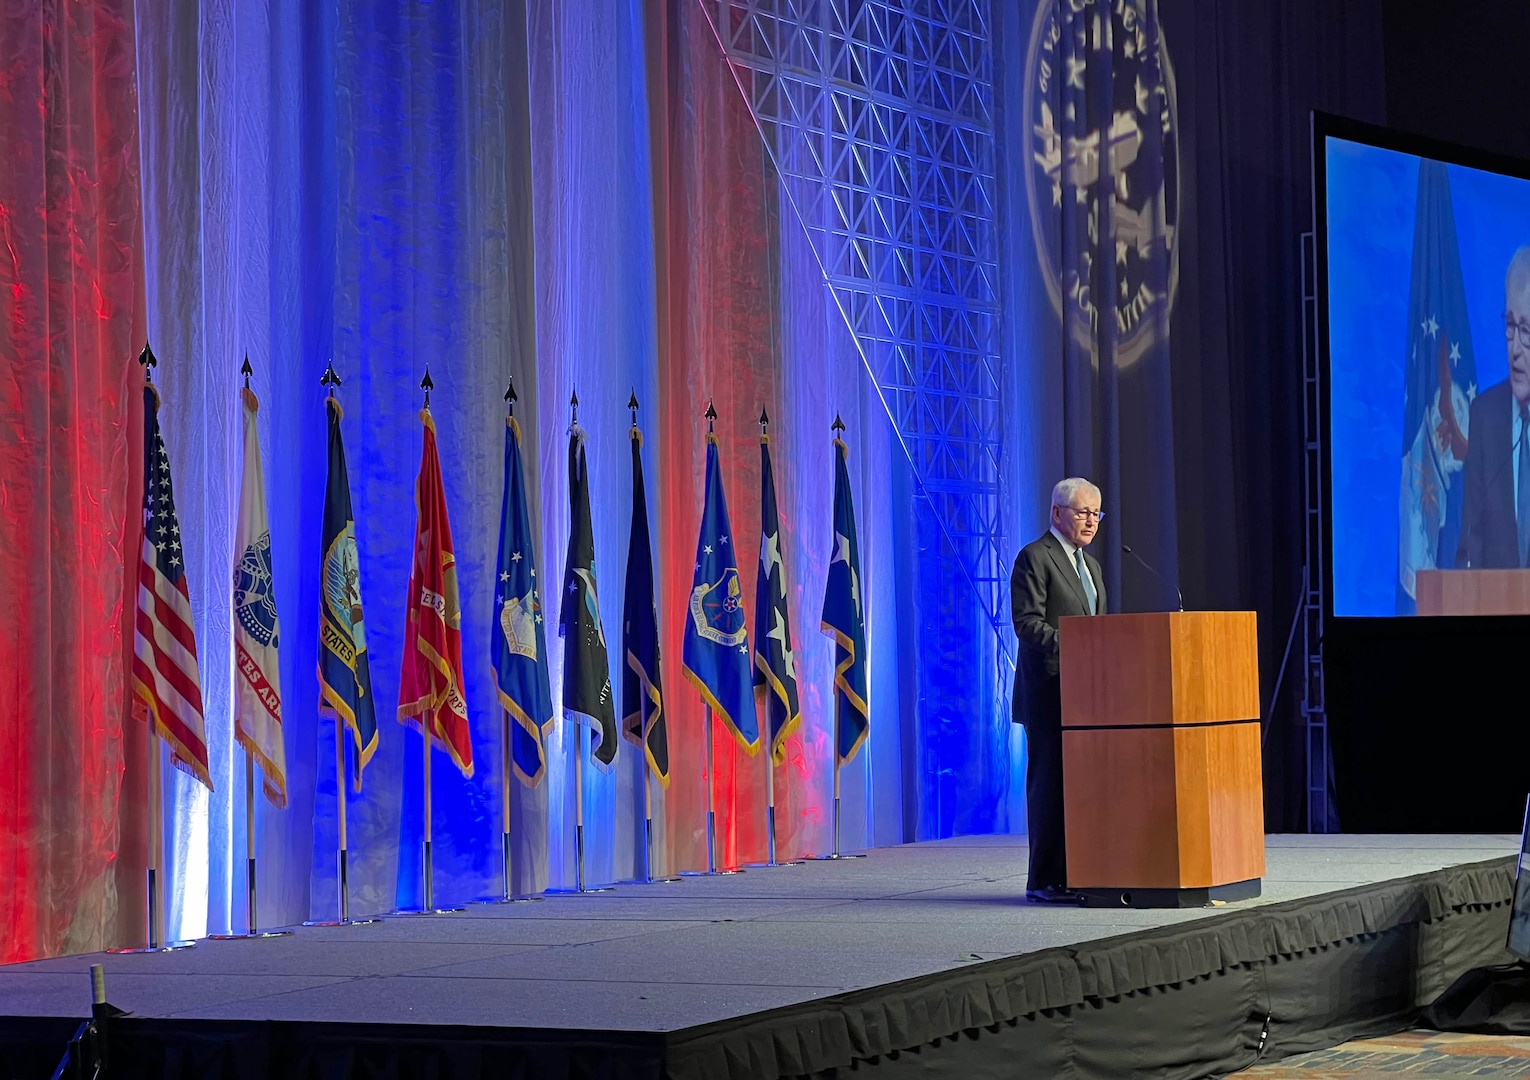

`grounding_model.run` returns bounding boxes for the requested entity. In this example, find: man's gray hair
[1508,247,1530,296]
[1051,476,1101,508]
